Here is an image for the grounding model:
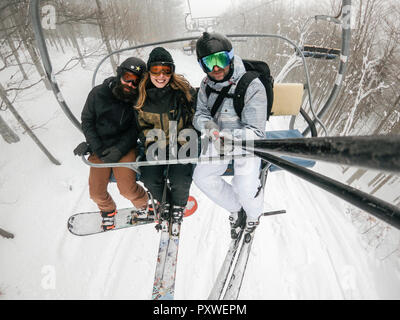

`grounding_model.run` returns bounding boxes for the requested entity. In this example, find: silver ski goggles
[198,49,234,73]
